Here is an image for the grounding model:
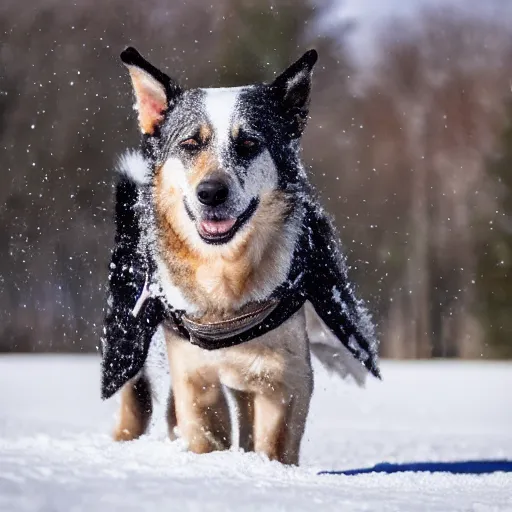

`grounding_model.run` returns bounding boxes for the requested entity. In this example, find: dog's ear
[120,47,182,135]
[270,50,318,135]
